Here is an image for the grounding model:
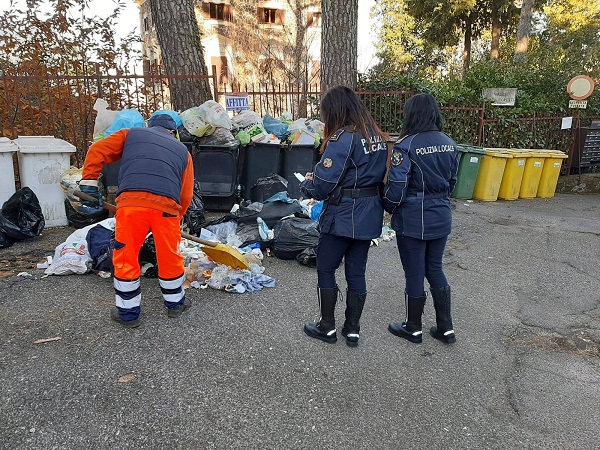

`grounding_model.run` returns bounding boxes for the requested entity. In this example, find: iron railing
[1,70,597,165]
